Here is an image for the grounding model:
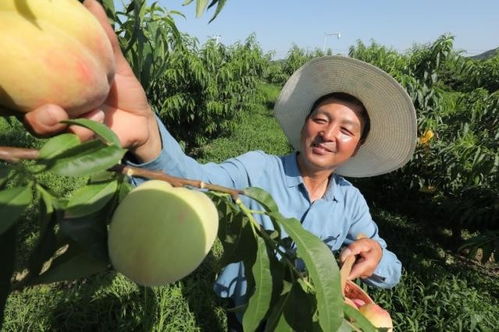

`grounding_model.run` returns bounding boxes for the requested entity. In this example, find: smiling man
[20,2,417,330]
